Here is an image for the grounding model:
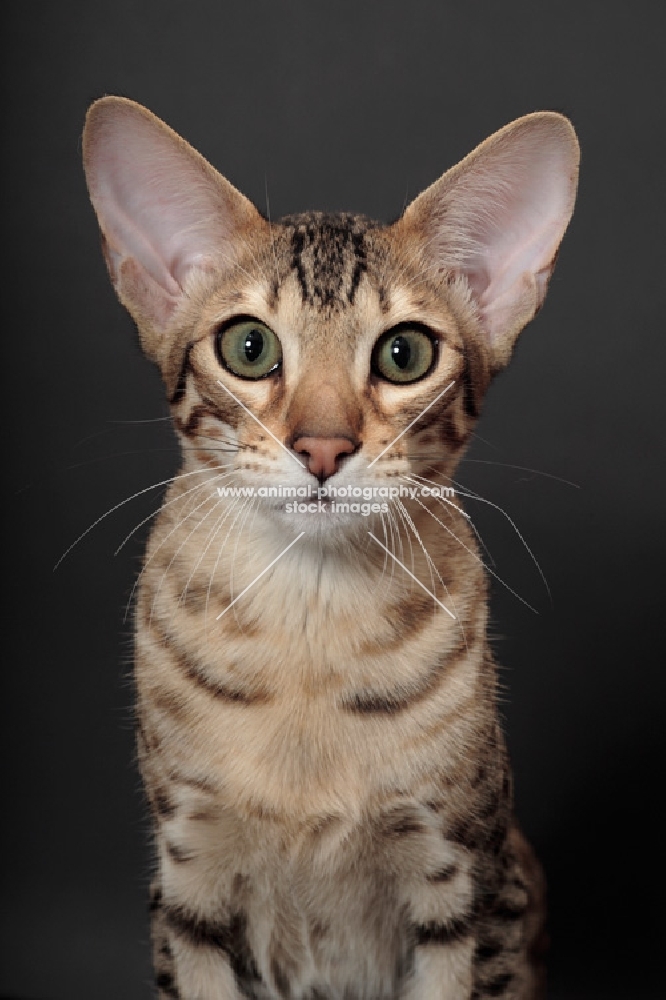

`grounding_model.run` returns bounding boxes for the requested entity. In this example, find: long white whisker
[395,498,438,606]
[376,512,391,592]
[148,491,228,628]
[124,474,238,623]
[229,496,261,633]
[54,464,232,571]
[459,457,580,489]
[109,415,172,425]
[396,499,436,593]
[204,496,253,637]
[114,468,235,556]
[404,472,496,567]
[177,491,247,608]
[452,480,551,600]
[386,503,405,578]
[381,508,398,595]
[403,490,538,614]
[396,497,466,644]
[392,499,417,586]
